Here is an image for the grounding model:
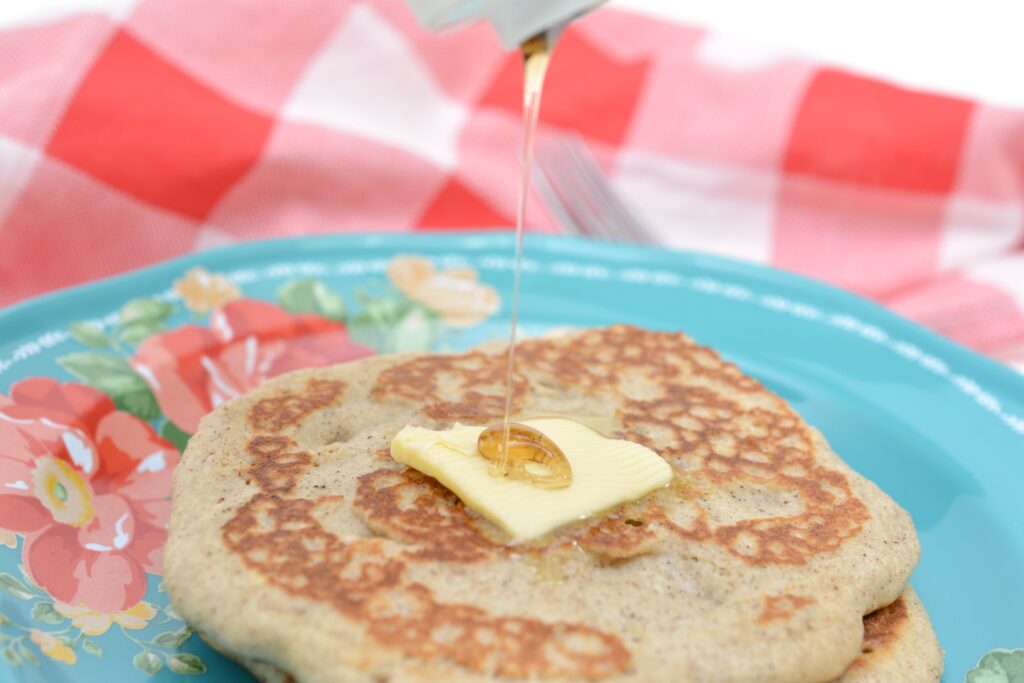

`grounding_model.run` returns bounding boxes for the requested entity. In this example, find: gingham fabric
[1,1,1022,369]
